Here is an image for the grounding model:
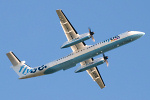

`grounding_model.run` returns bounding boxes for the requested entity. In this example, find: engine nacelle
[61,33,91,49]
[75,57,105,73]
